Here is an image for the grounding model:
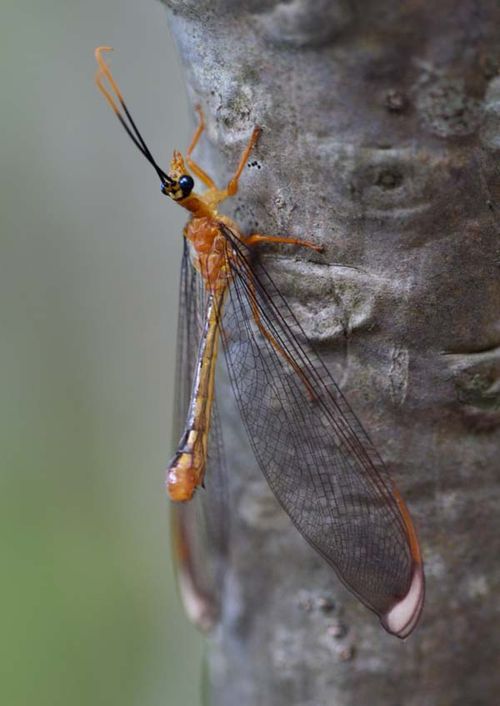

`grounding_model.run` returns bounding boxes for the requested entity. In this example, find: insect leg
[245,233,323,253]
[203,124,261,206]
[224,126,262,198]
[185,106,217,190]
